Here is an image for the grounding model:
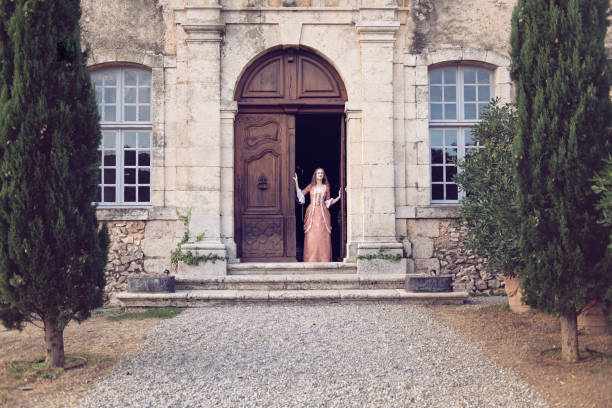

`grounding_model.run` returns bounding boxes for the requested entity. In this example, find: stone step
[175,273,405,291]
[227,262,357,275]
[116,289,468,308]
